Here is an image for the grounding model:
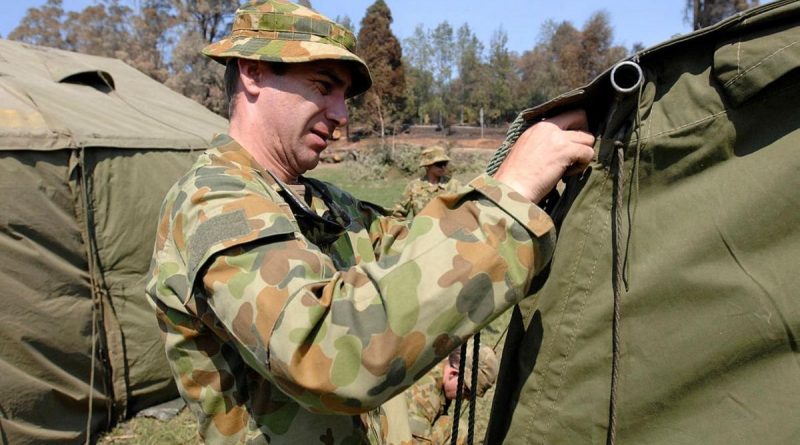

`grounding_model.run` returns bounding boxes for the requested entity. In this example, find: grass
[98,157,508,444]
[99,410,199,445]
[307,162,408,207]
[308,149,494,208]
